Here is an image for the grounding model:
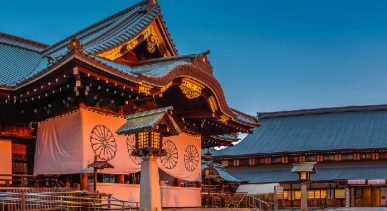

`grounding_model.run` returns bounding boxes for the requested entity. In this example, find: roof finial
[67,36,83,51]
